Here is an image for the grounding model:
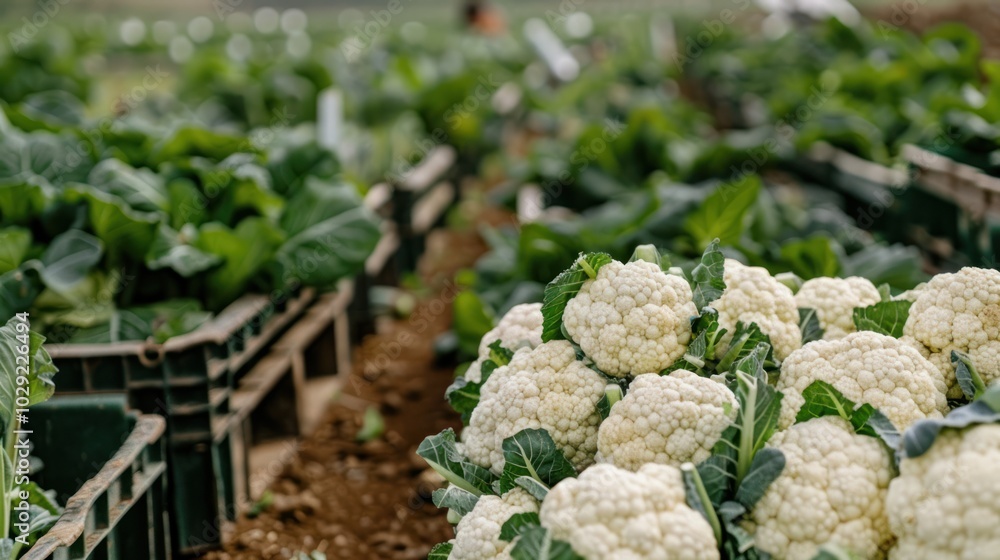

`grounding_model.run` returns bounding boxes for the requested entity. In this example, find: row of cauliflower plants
[419,240,1000,560]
